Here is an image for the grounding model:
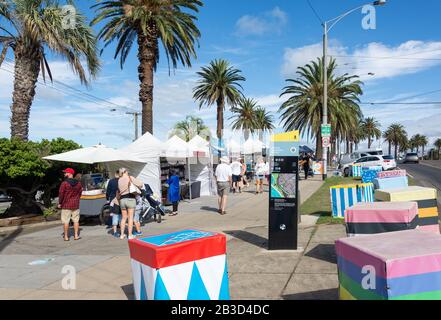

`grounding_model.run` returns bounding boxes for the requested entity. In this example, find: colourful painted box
[373,176,409,190]
[128,230,230,300]
[330,183,375,218]
[377,170,406,179]
[337,230,441,300]
[375,186,439,233]
[362,170,378,184]
[345,202,418,236]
